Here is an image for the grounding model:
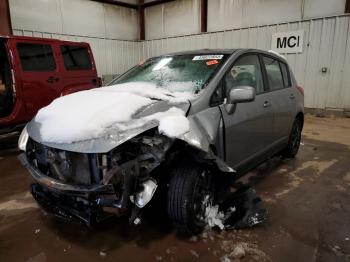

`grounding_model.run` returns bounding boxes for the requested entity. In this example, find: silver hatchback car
[18,49,304,233]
